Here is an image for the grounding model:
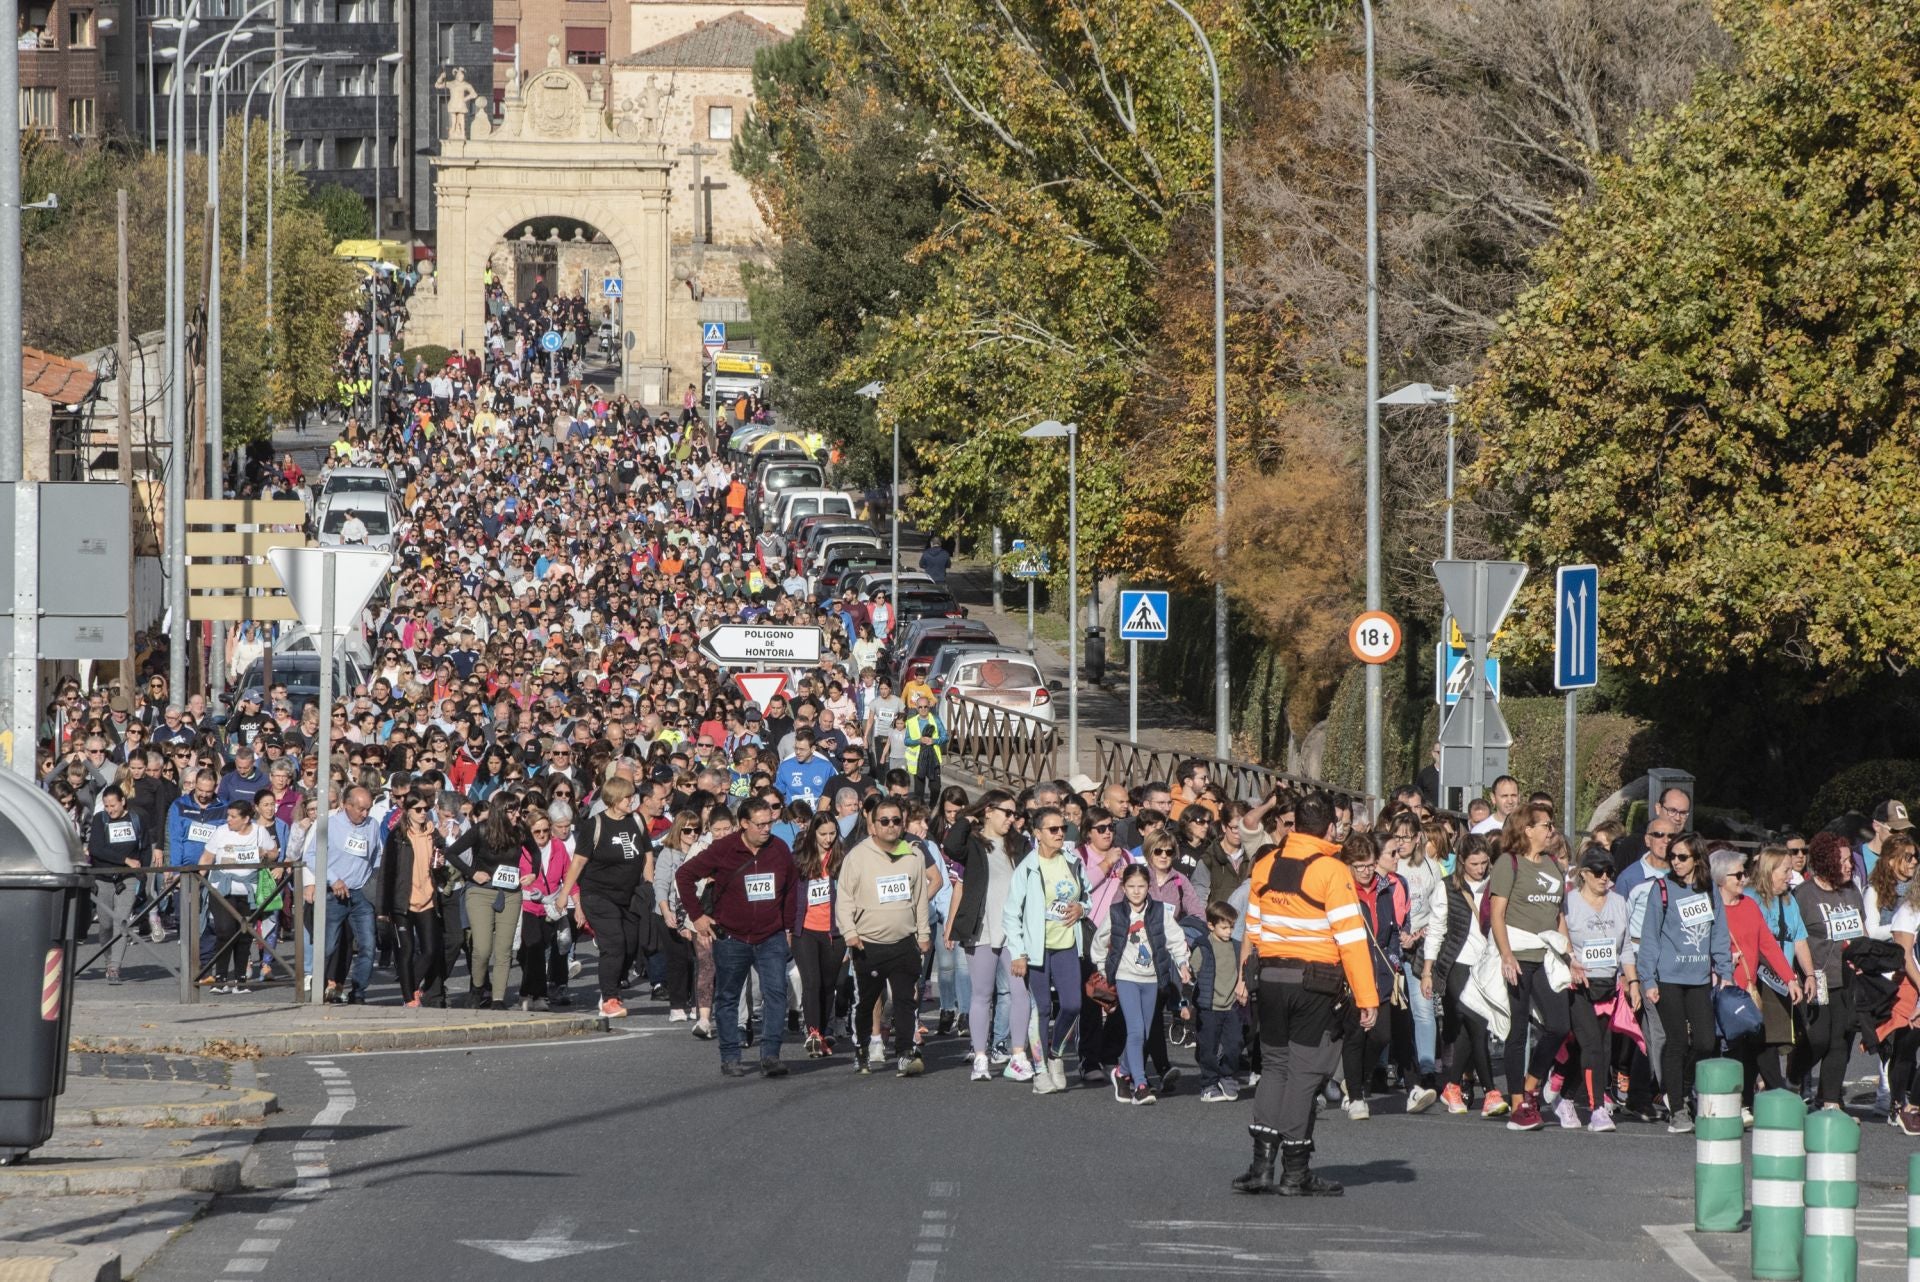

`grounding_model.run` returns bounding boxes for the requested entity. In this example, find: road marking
[1645,1225,1737,1282]
[907,1180,958,1282]
[217,1059,358,1277]
[319,1029,652,1058]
